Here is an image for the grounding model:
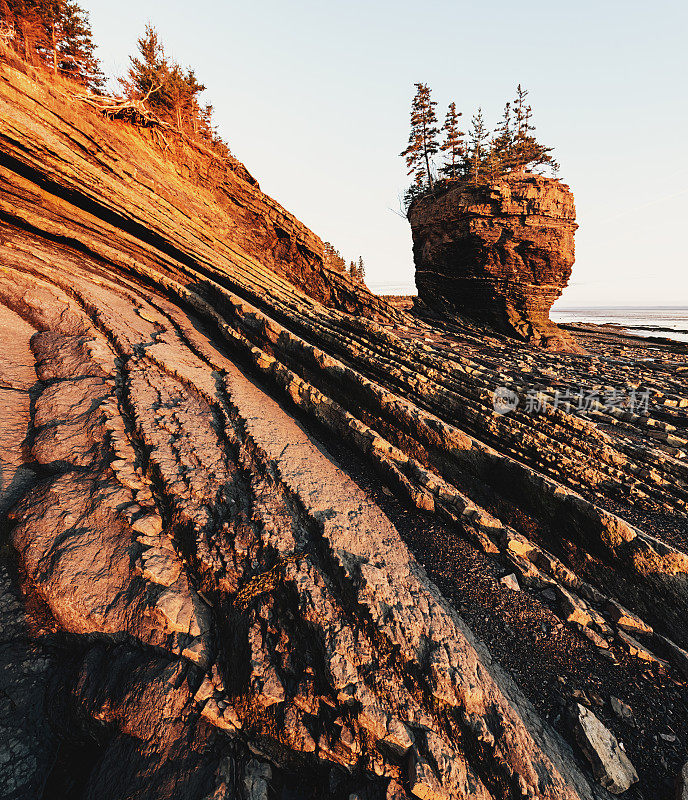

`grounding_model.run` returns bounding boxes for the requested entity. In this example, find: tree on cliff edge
[345,256,366,285]
[121,25,228,153]
[122,25,207,129]
[400,83,439,193]
[323,242,346,273]
[120,25,167,104]
[351,256,365,284]
[0,0,102,89]
[0,1,43,61]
